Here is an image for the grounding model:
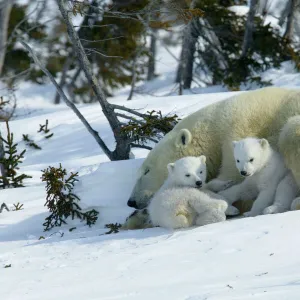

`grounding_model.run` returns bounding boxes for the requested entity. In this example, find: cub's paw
[243,211,259,217]
[222,180,235,191]
[263,205,279,215]
[243,211,252,217]
[206,179,232,193]
[291,197,300,211]
[225,205,240,216]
